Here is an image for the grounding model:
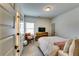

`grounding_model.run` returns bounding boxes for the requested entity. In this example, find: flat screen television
[38,27,45,32]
